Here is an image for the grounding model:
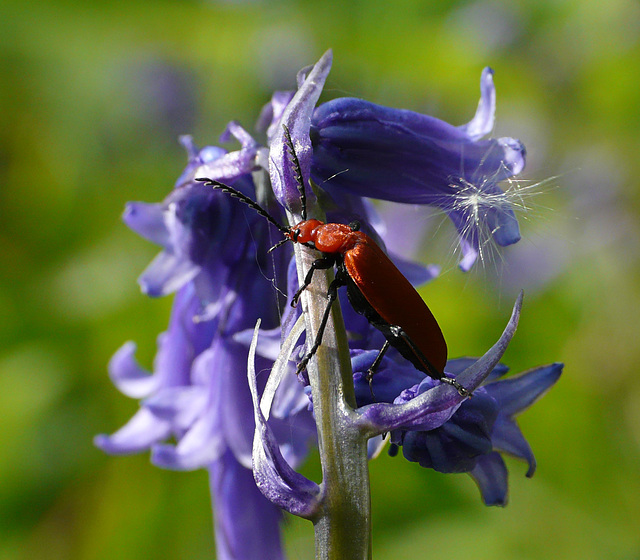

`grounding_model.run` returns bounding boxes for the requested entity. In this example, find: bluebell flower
[130,56,199,141]
[384,361,562,506]
[95,136,315,560]
[310,68,526,270]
